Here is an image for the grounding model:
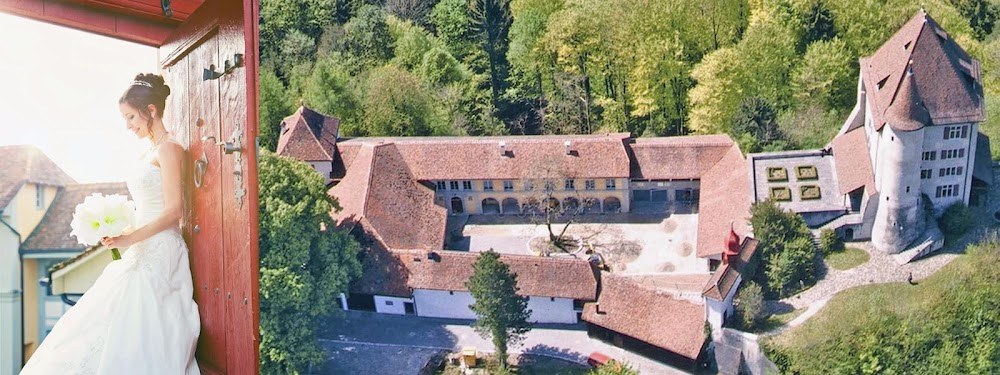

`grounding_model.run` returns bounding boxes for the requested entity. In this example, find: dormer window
[876,76,889,91]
